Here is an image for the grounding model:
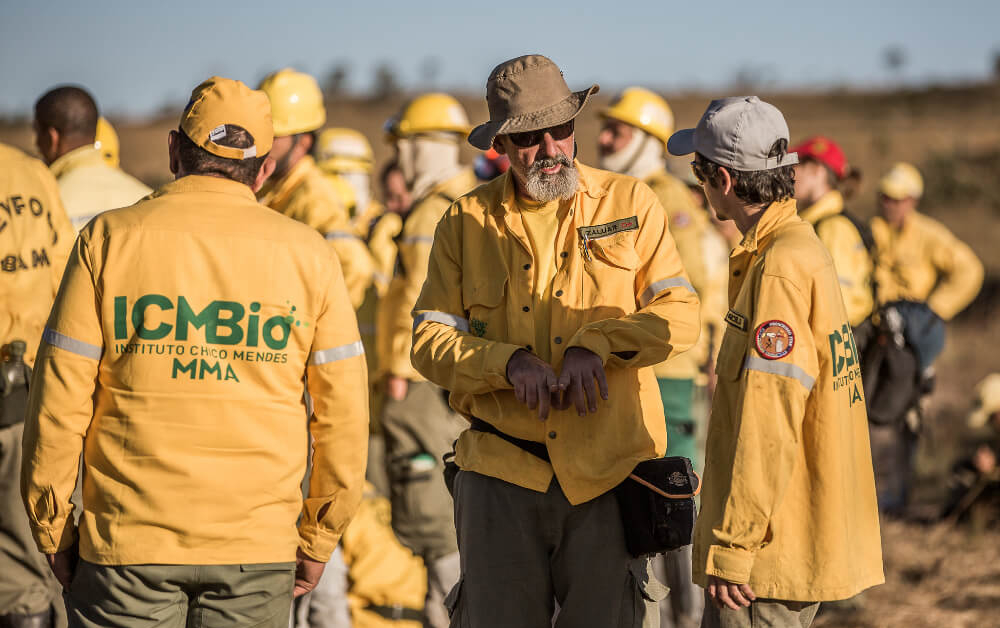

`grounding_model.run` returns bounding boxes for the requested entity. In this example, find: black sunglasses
[507,120,575,148]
